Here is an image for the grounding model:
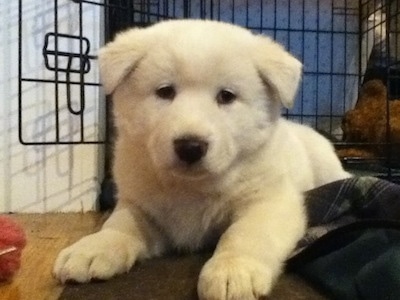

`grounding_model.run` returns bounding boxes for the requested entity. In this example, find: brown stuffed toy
[338,80,400,159]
